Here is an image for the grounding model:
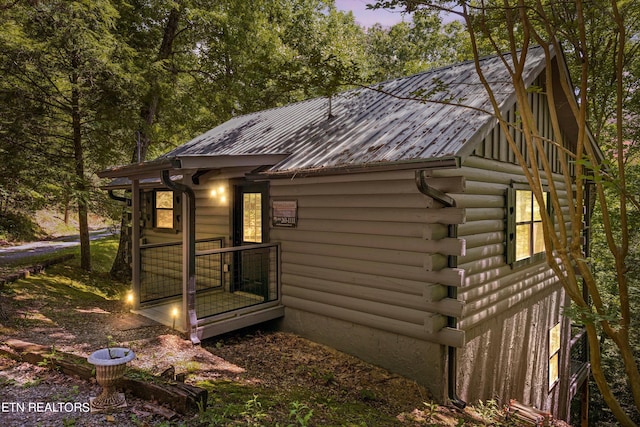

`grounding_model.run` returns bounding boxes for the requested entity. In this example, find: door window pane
[243,193,262,243]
